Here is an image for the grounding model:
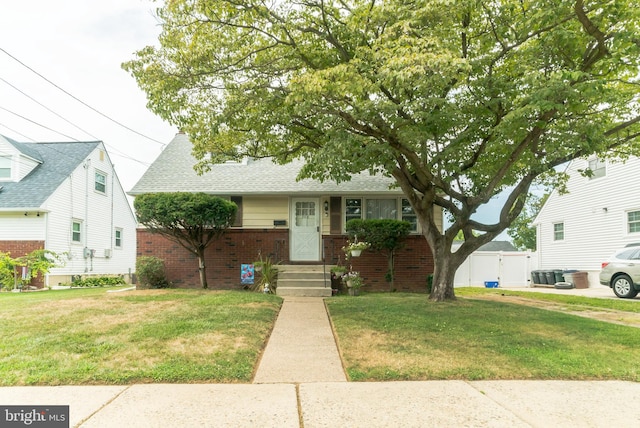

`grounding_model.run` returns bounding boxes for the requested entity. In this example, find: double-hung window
[628,211,640,234]
[344,198,418,232]
[115,228,123,248]
[0,155,11,179]
[72,220,82,243]
[95,171,107,194]
[553,222,564,241]
[588,158,606,179]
